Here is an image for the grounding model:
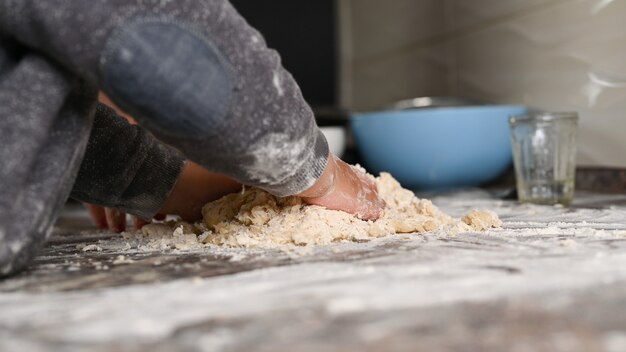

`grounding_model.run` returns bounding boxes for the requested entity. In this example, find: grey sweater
[0,0,328,276]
